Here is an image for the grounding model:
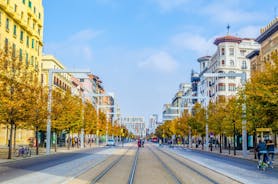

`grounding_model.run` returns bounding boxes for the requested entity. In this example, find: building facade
[0,0,44,77]
[198,35,260,106]
[120,116,145,137]
[0,0,44,146]
[248,17,278,72]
